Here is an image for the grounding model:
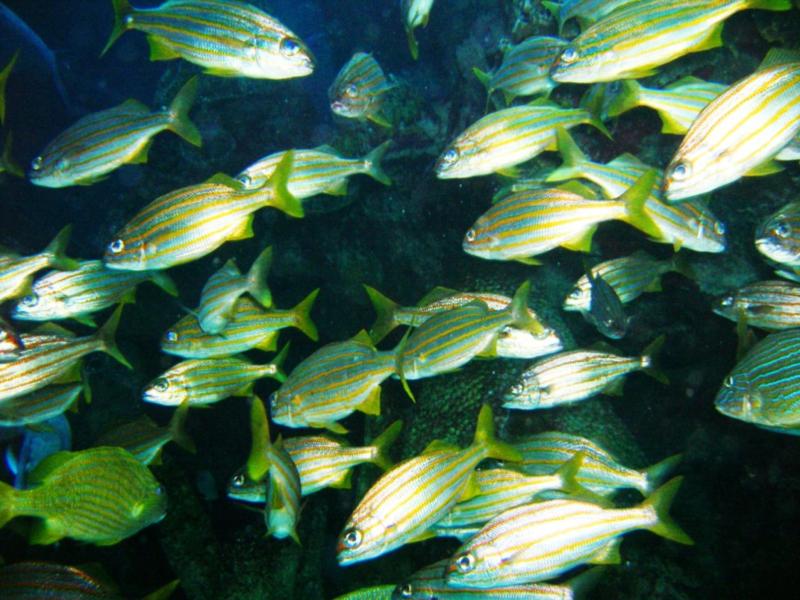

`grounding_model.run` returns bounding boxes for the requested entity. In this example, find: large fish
[0,384,82,428]
[713,280,800,331]
[103,0,314,79]
[402,0,435,60]
[329,53,393,127]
